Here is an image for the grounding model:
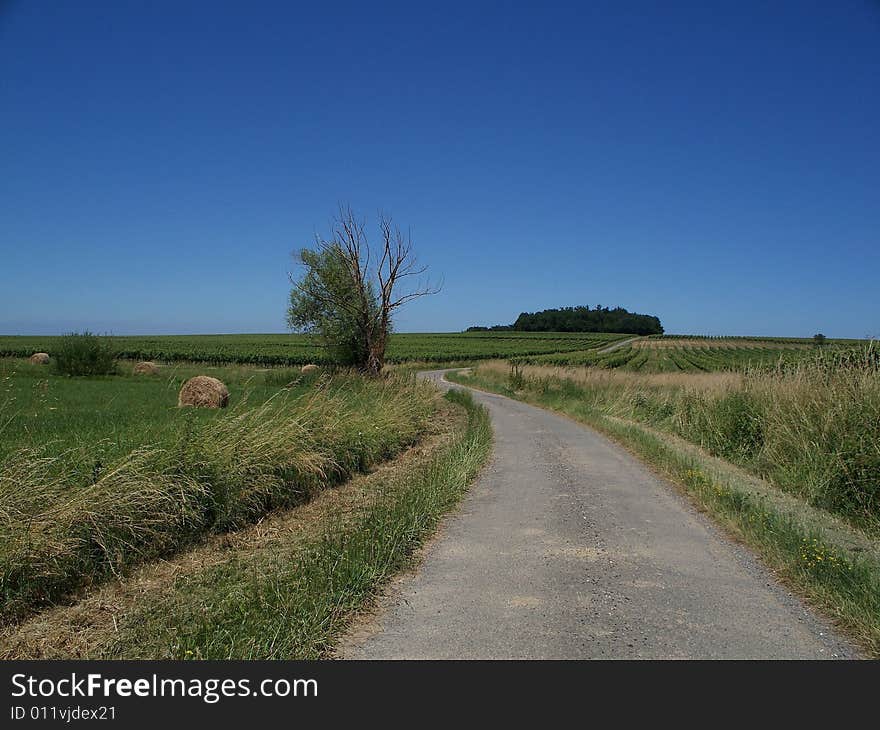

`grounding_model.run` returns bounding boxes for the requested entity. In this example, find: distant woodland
[467,305,664,335]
